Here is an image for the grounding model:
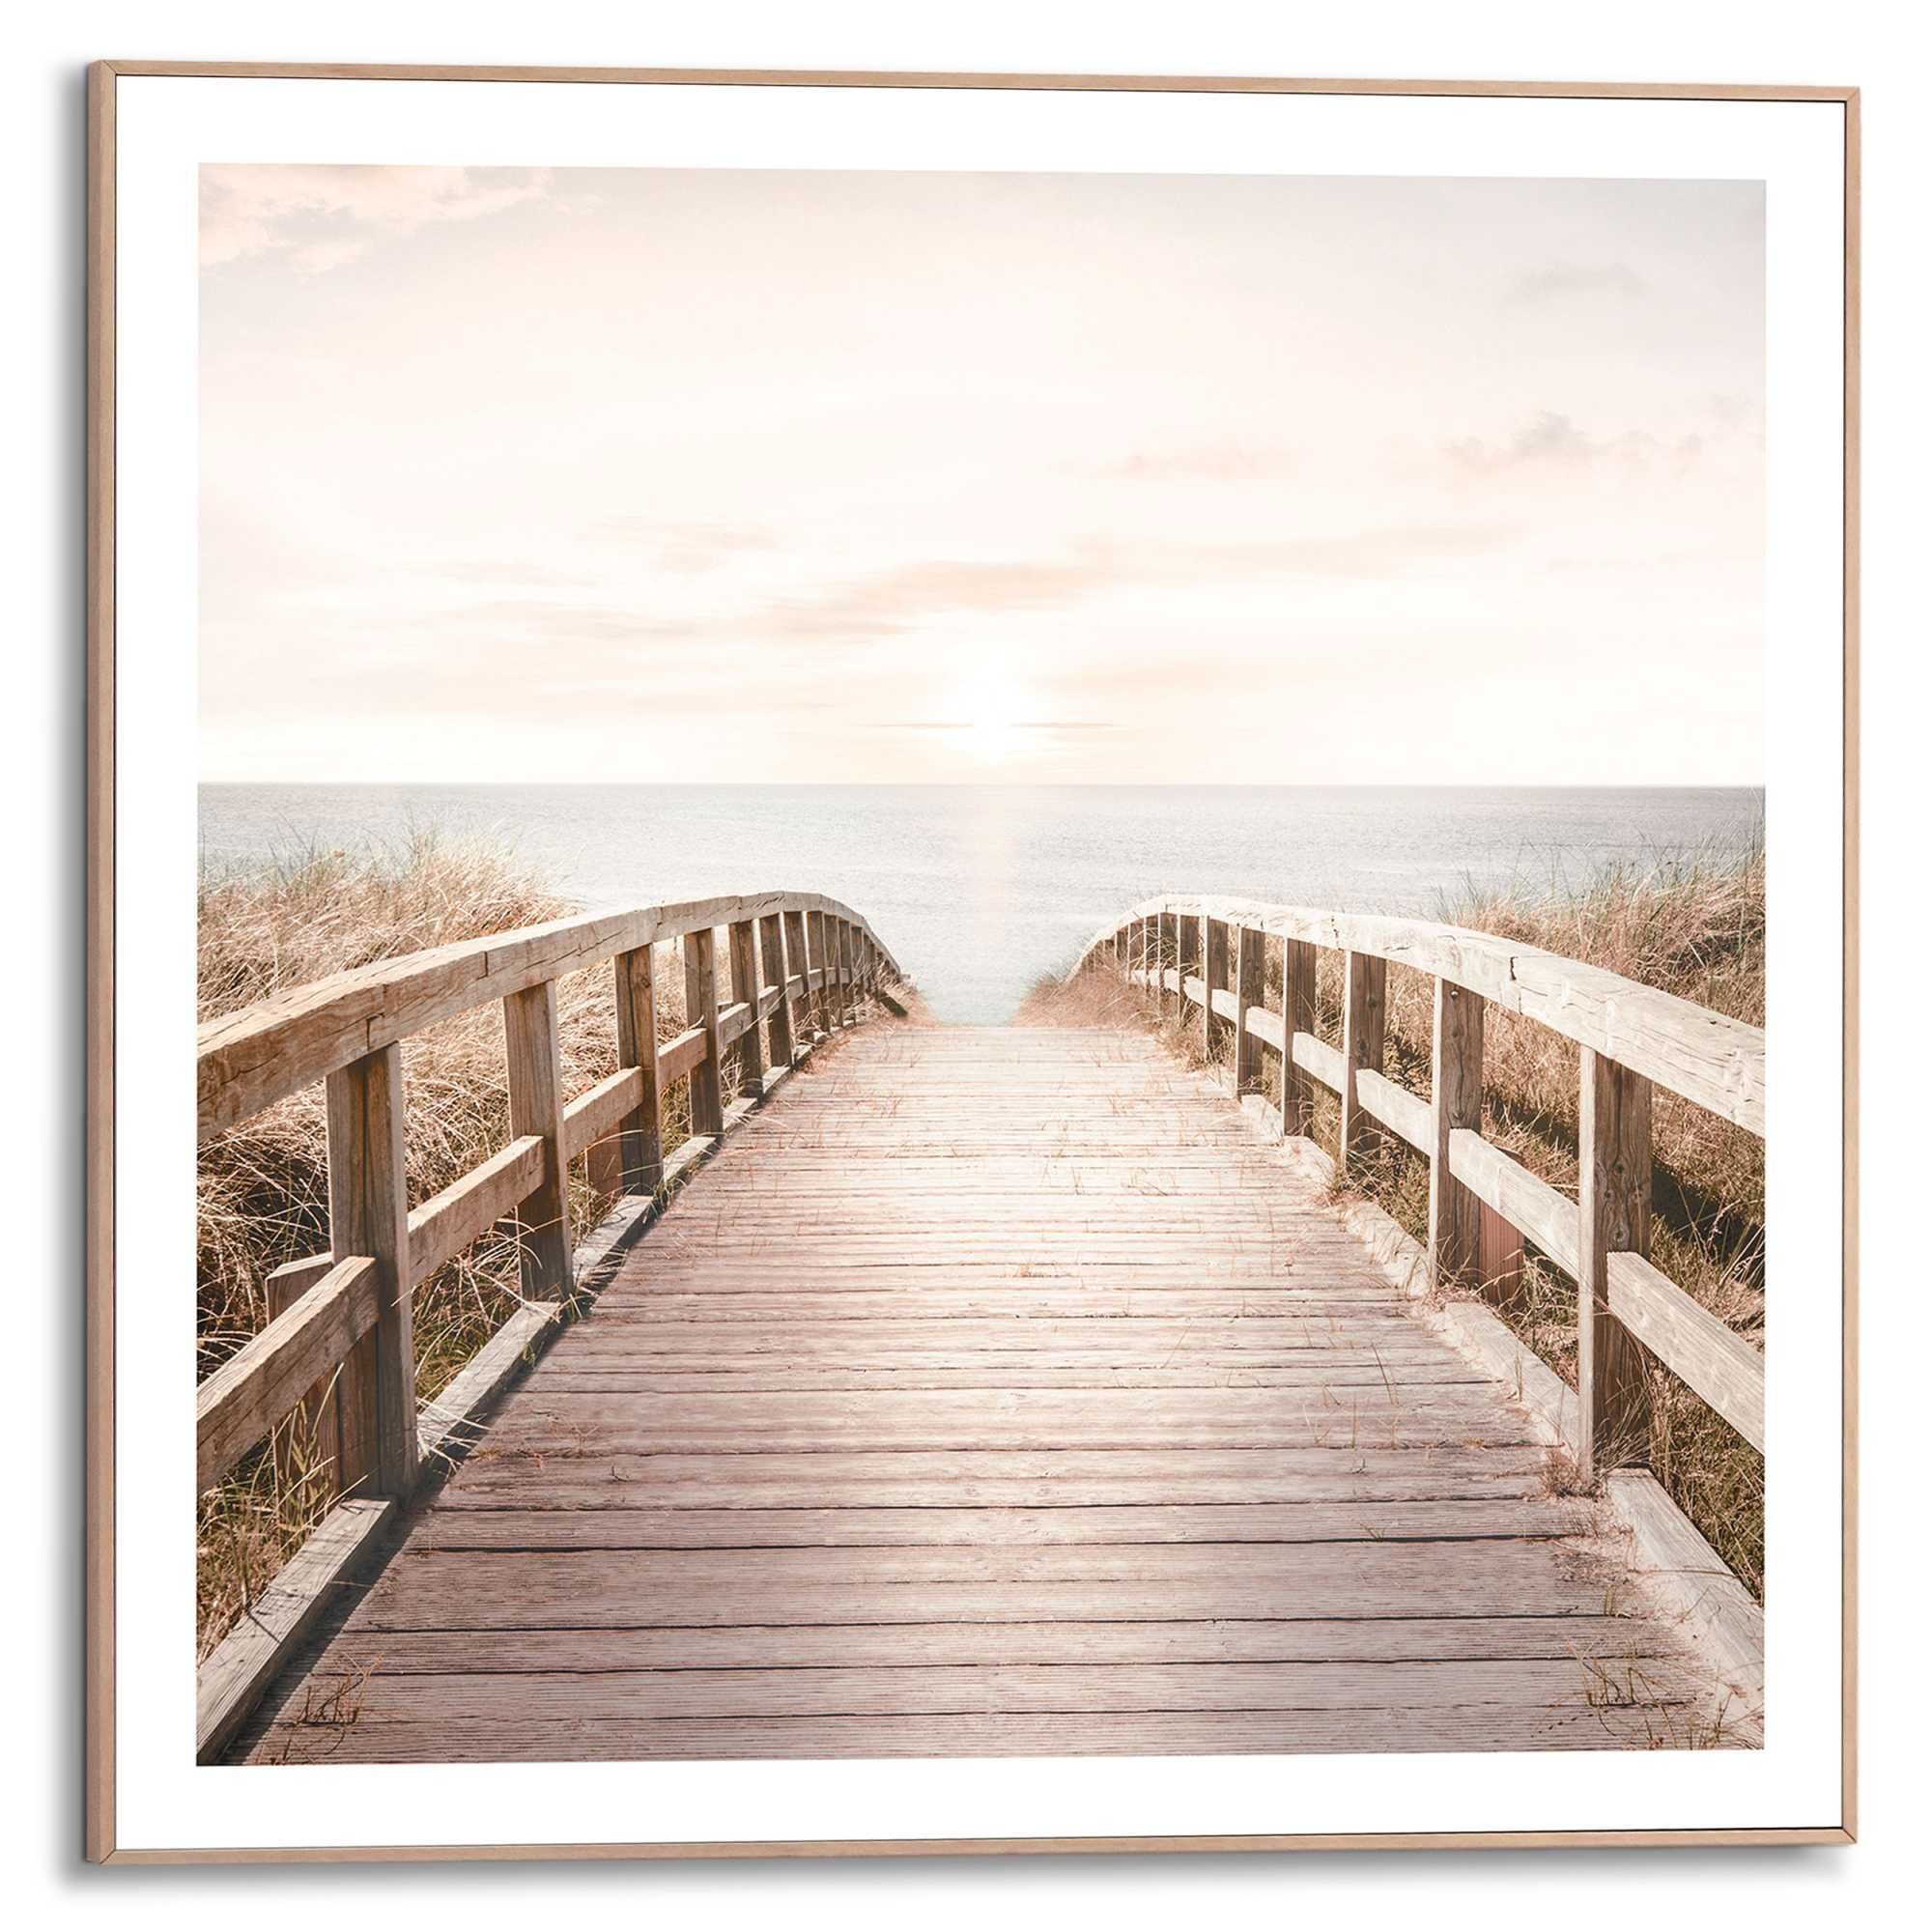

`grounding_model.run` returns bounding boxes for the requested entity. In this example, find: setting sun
[949,665,1035,764]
